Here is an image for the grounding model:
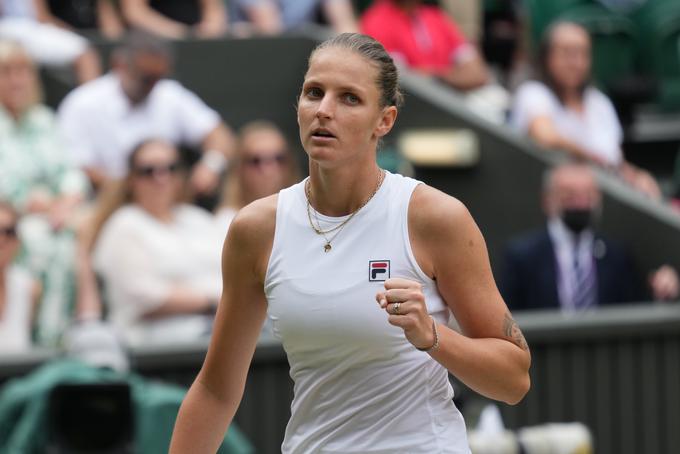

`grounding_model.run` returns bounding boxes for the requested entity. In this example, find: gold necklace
[305,169,385,252]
